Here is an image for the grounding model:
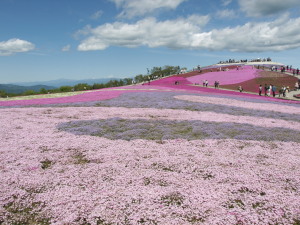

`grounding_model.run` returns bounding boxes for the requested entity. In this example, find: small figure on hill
[264,84,268,96]
[267,84,272,96]
[203,80,206,87]
[238,86,243,92]
[278,87,283,97]
[205,80,208,87]
[272,85,276,97]
[214,81,218,89]
[197,65,201,72]
[282,86,287,97]
[259,85,262,96]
